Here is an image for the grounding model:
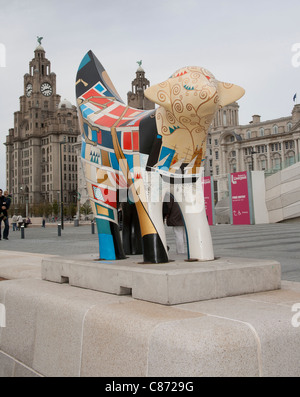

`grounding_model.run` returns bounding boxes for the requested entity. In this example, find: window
[287,155,295,166]
[247,130,251,139]
[285,141,293,150]
[223,111,227,126]
[273,157,281,170]
[272,125,278,134]
[259,128,264,137]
